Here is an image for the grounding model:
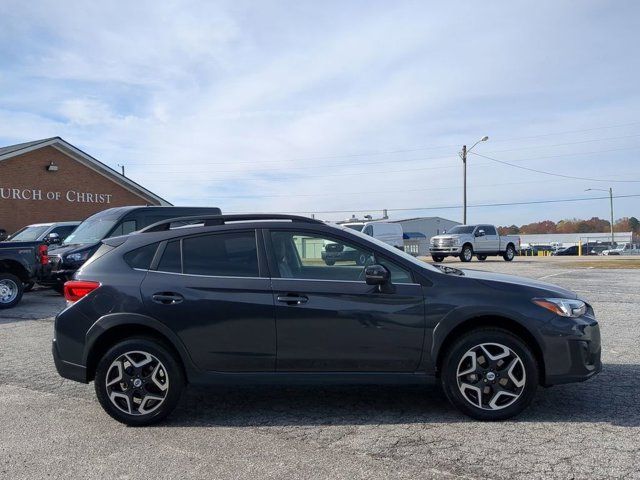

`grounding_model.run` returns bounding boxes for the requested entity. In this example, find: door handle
[276,294,308,305]
[152,292,184,305]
